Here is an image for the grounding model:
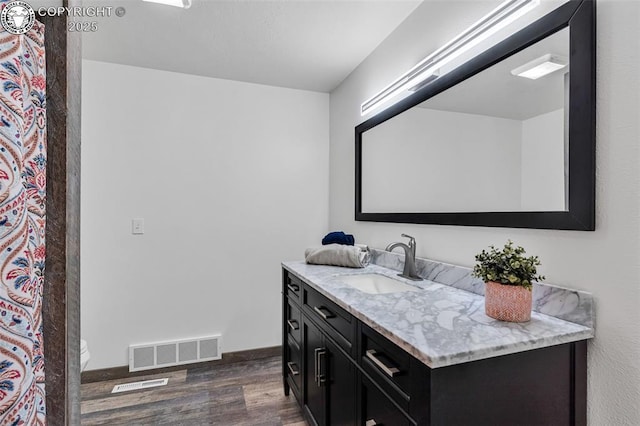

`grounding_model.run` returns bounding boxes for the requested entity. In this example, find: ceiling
[80,0,422,93]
